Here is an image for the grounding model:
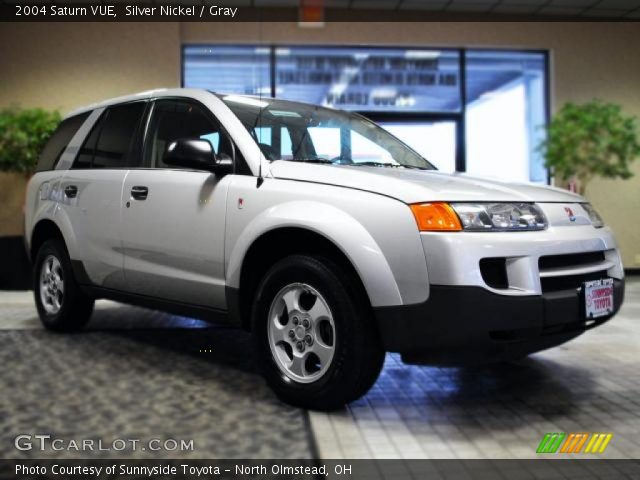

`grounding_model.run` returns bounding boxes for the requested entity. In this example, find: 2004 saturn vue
[24,89,625,409]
